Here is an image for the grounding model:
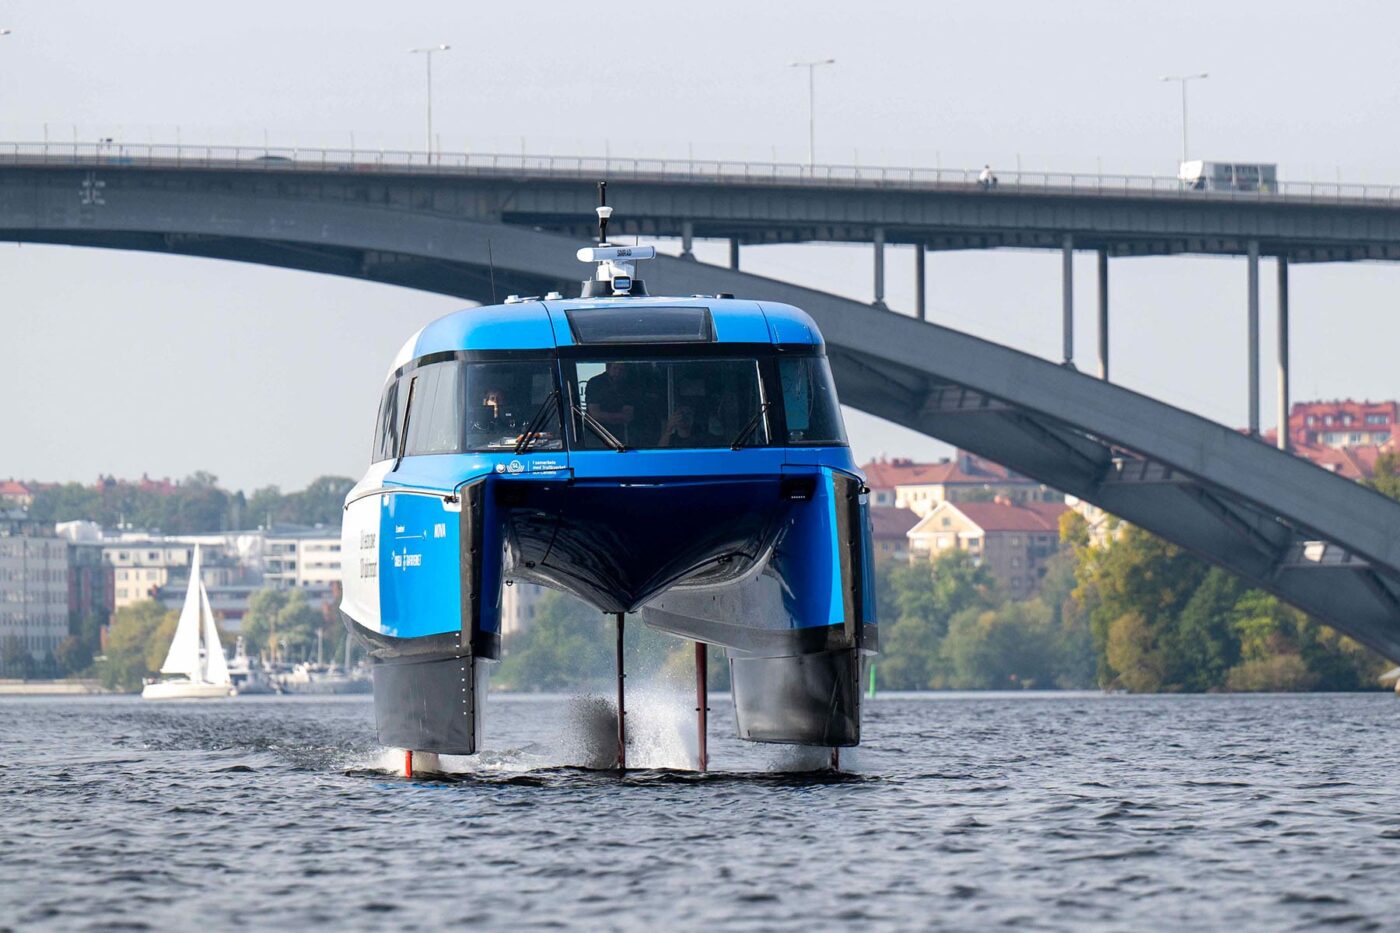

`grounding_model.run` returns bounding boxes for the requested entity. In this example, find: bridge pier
[1277,256,1290,452]
[1097,248,1109,381]
[1247,239,1260,437]
[872,227,887,310]
[1062,234,1074,367]
[915,244,926,321]
[729,237,740,270]
[681,221,695,261]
